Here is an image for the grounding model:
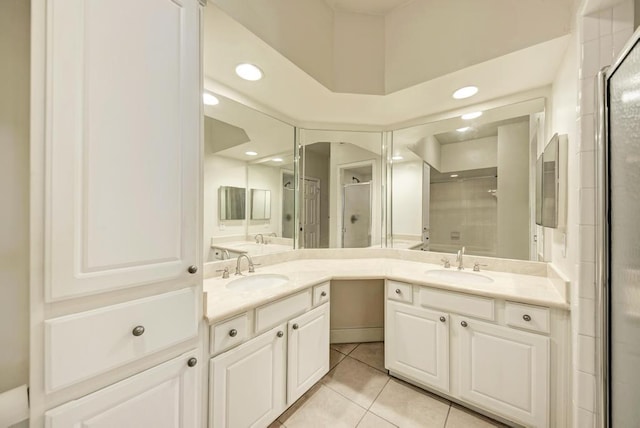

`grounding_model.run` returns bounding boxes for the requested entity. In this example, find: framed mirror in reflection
[297,129,385,249]
[391,98,546,261]
[203,90,296,262]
